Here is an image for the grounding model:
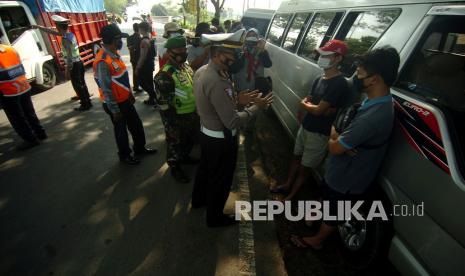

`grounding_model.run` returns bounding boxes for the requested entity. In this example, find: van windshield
[241,16,272,37]
[0,7,31,43]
